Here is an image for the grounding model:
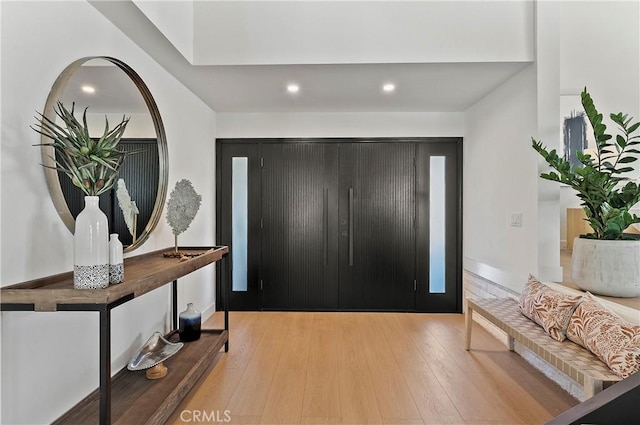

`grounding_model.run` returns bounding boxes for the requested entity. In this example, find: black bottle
[178,303,201,342]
